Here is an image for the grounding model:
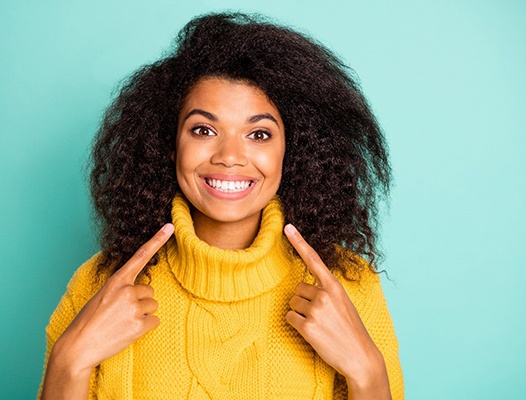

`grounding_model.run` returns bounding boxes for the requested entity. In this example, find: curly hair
[90,12,391,279]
